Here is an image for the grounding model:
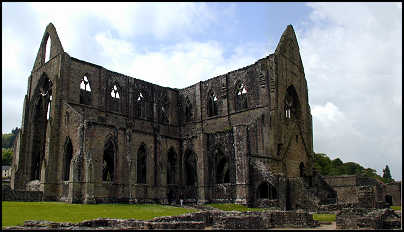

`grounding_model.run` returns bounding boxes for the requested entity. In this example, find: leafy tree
[2,148,13,165]
[383,165,394,183]
[2,127,20,149]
